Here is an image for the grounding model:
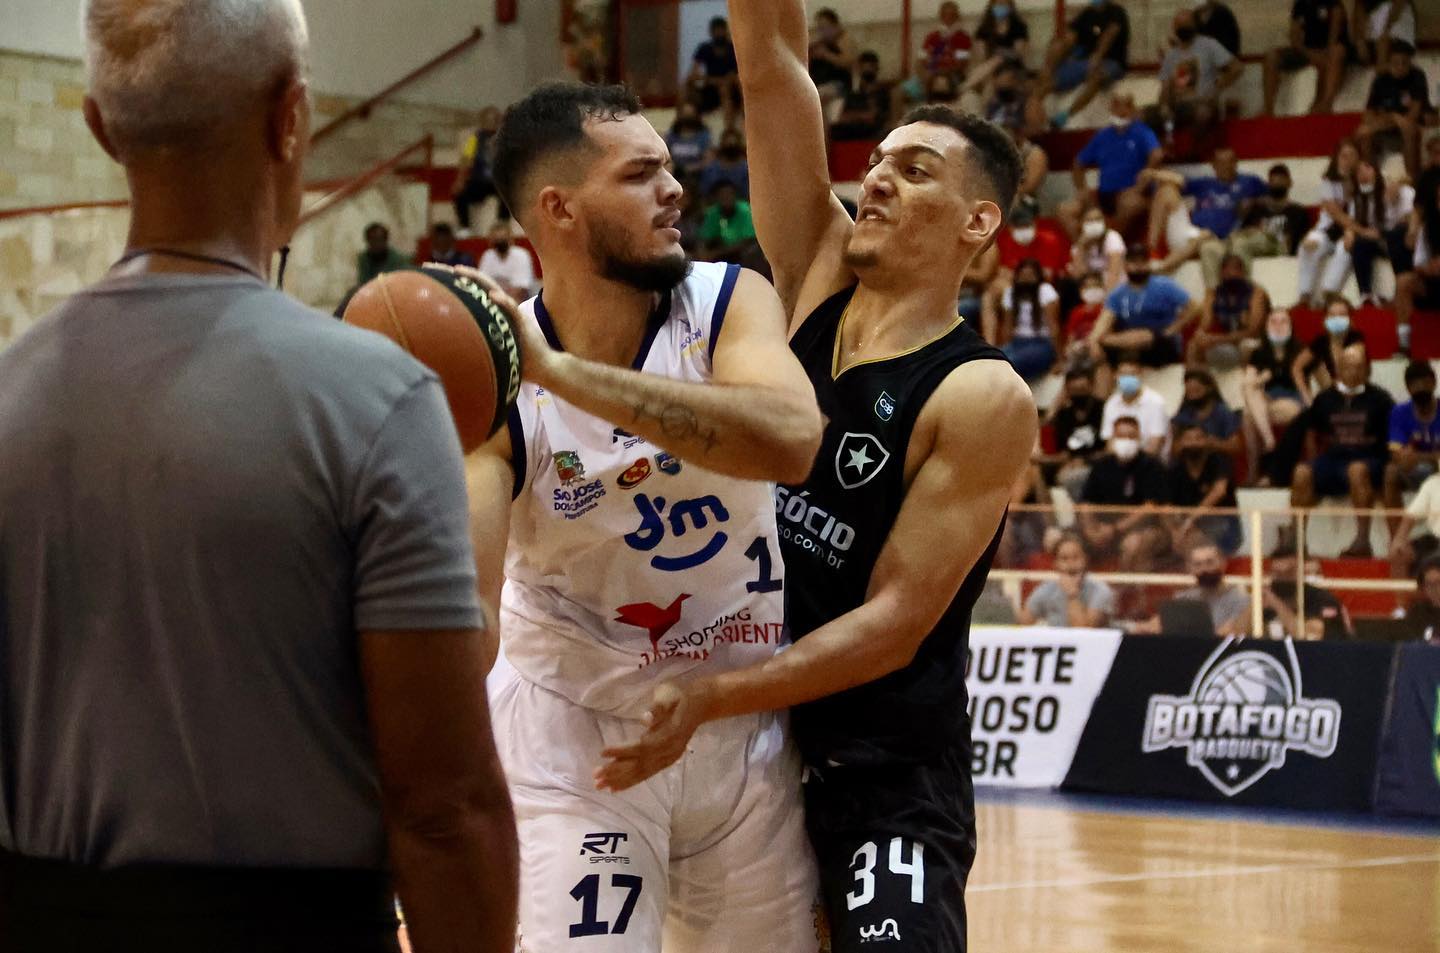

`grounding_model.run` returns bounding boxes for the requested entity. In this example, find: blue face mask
[1117,374,1141,398]
[1325,316,1351,336]
[992,3,1012,18]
